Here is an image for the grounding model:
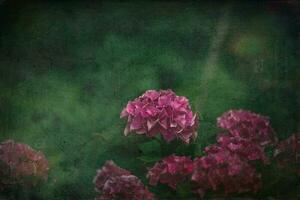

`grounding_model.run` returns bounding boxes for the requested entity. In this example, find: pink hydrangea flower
[0,140,49,190]
[217,110,277,146]
[274,133,300,175]
[216,134,269,164]
[93,160,154,200]
[120,89,198,143]
[147,155,194,189]
[192,147,262,197]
